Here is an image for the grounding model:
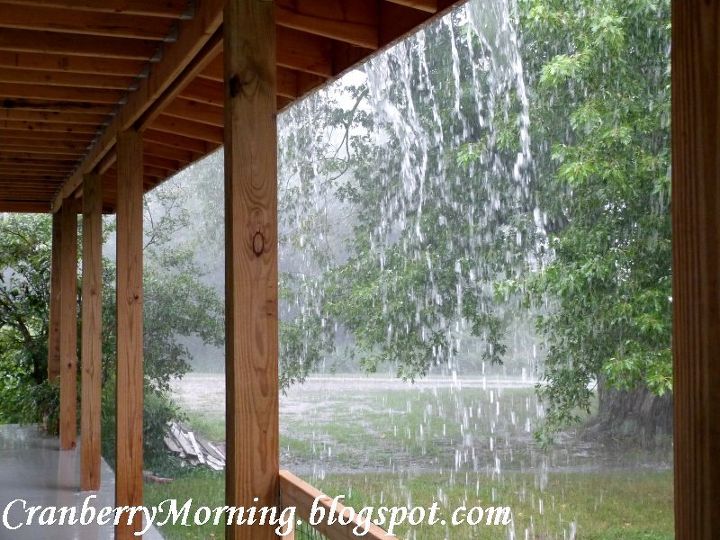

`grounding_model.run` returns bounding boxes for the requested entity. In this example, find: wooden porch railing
[279,470,397,540]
